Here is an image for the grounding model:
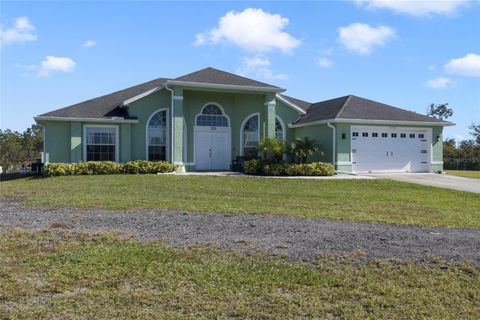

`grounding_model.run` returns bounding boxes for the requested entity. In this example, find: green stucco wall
[293,124,334,163]
[42,121,70,163]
